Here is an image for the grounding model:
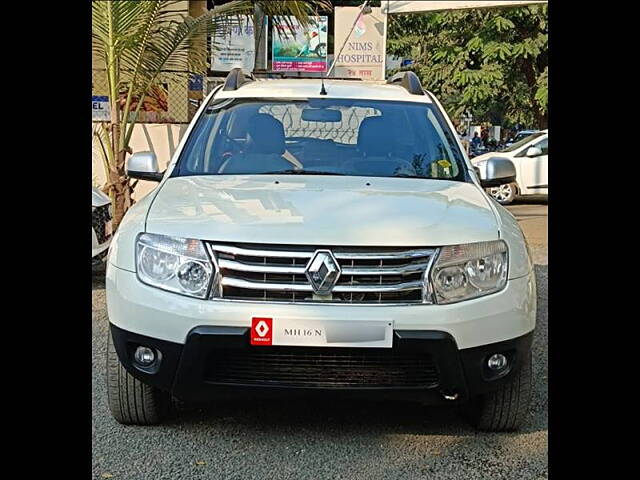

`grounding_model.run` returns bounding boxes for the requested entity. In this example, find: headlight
[136,233,216,299]
[428,240,508,304]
